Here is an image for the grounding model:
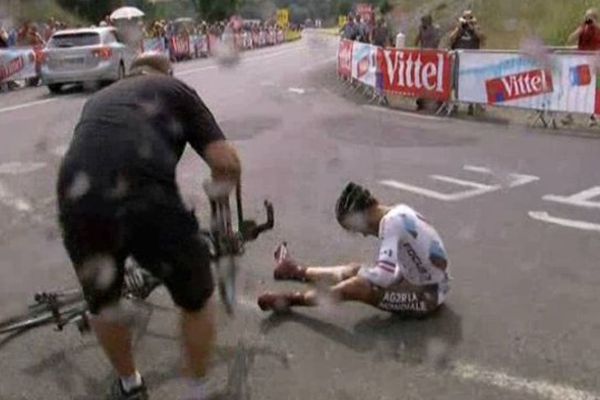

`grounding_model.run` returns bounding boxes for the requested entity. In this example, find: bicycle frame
[208,182,274,314]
